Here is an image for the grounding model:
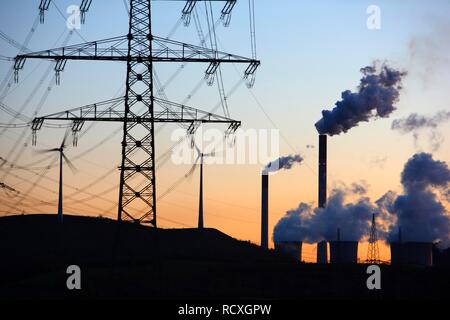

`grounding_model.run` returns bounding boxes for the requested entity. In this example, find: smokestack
[318,134,327,208]
[317,240,328,263]
[261,173,269,249]
[198,155,204,229]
